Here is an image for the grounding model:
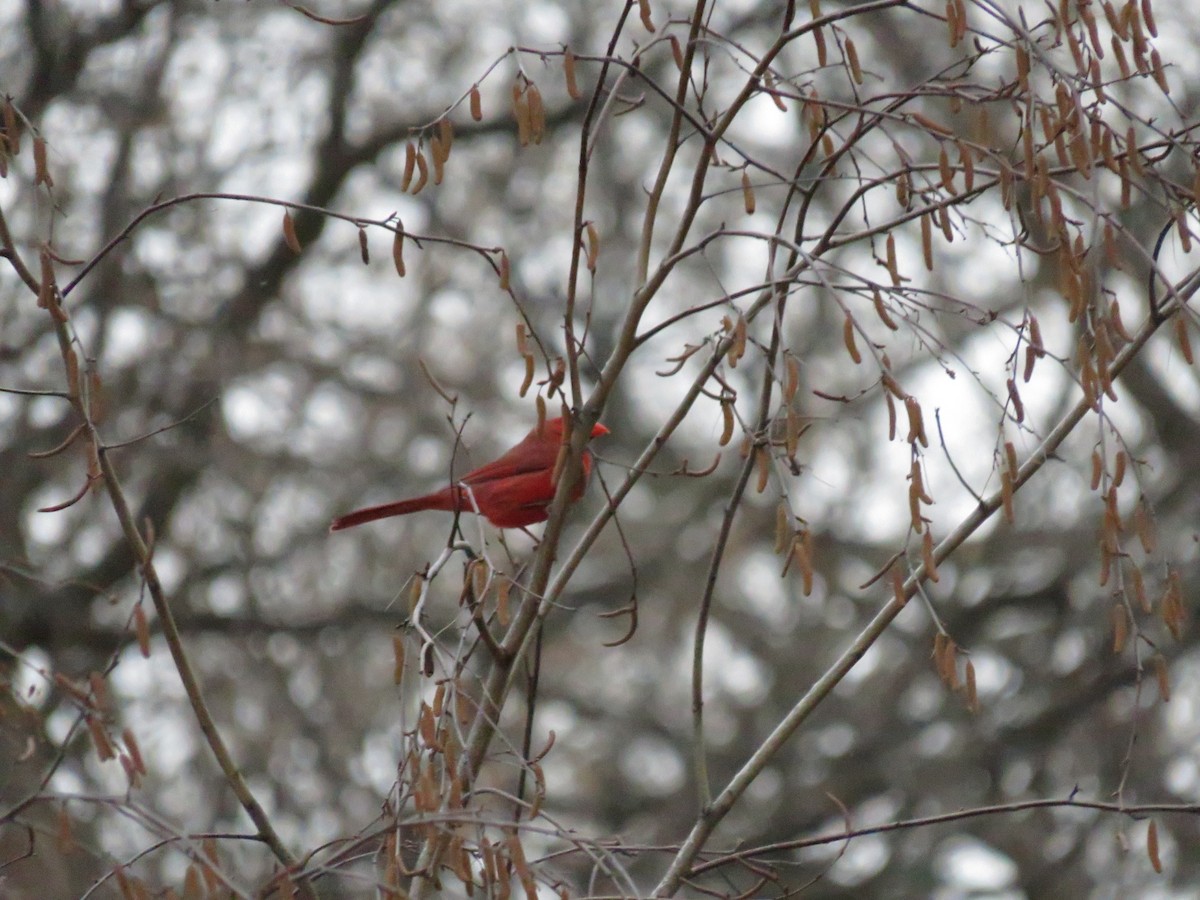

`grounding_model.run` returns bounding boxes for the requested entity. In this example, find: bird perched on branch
[330,416,608,531]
